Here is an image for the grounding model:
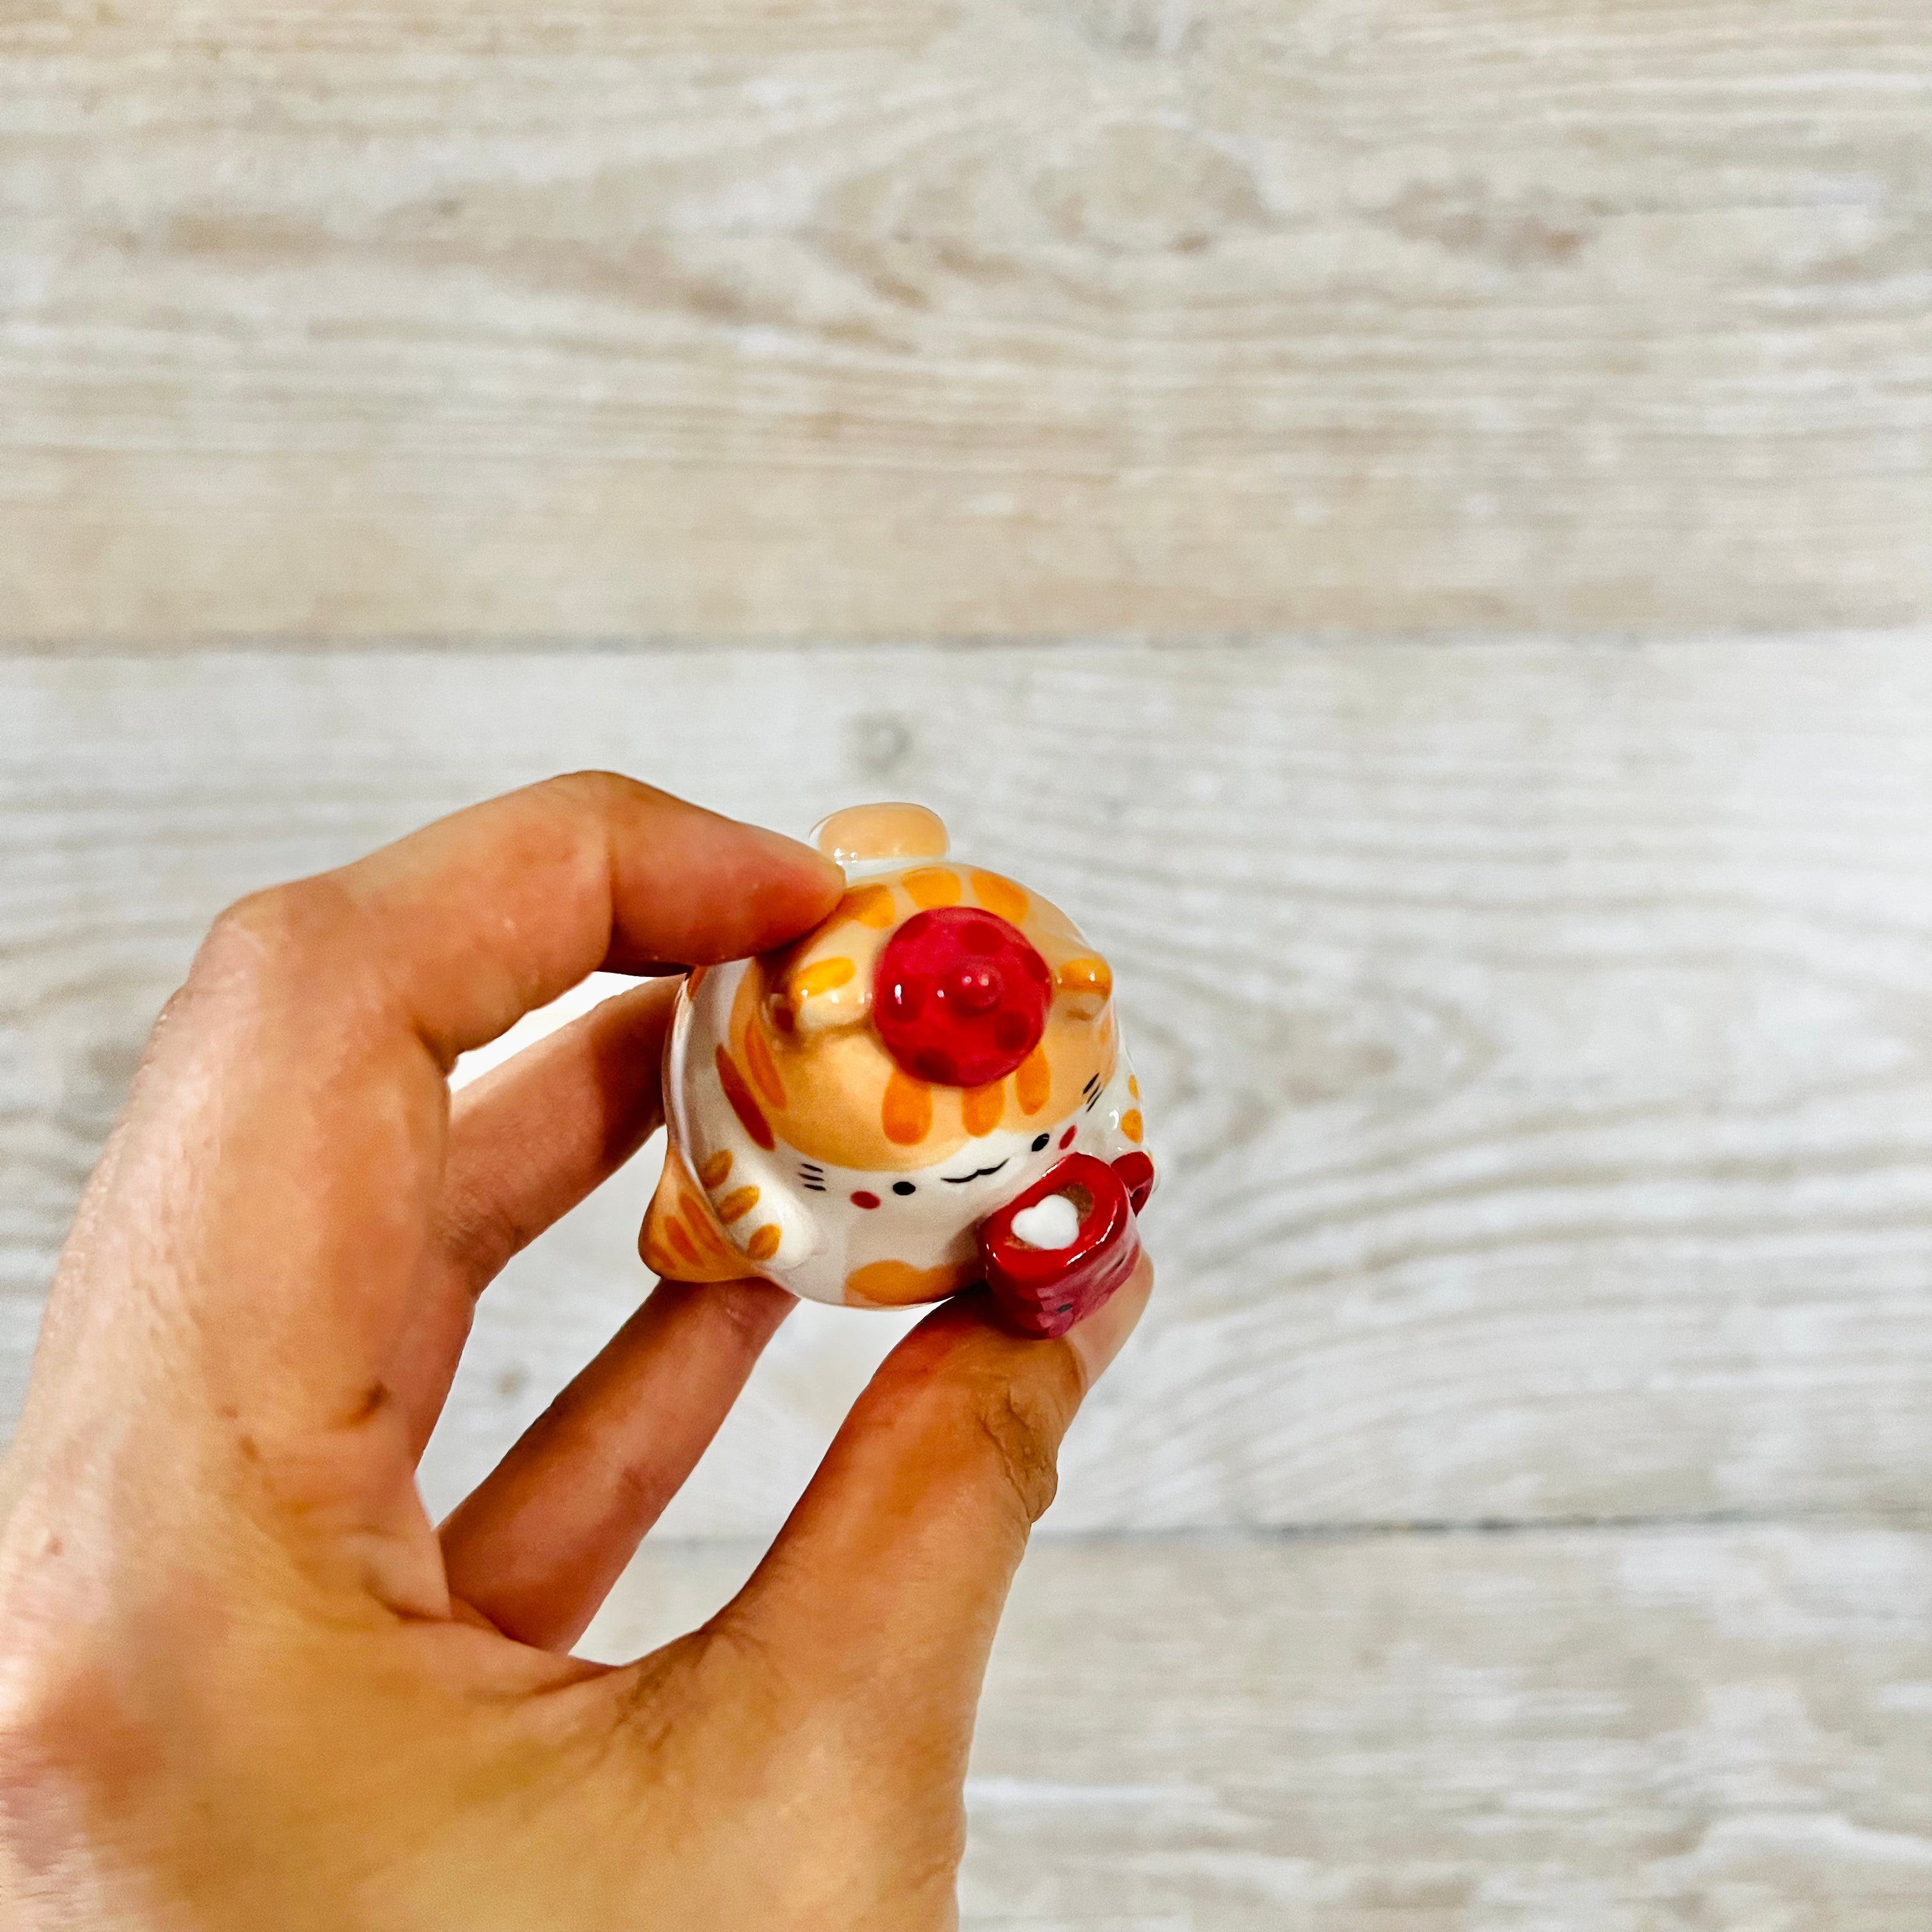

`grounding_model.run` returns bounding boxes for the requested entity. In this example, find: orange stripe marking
[698,1149,733,1190]
[1055,956,1114,1000]
[903,866,961,910]
[1119,1108,1144,1144]
[744,1025,786,1110]
[717,1185,760,1225]
[839,884,896,930]
[882,1066,933,1145]
[715,1046,775,1150]
[963,1080,1005,1137]
[1016,1044,1052,1116]
[969,871,1029,924]
[746,1224,781,1262]
[792,956,855,999]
